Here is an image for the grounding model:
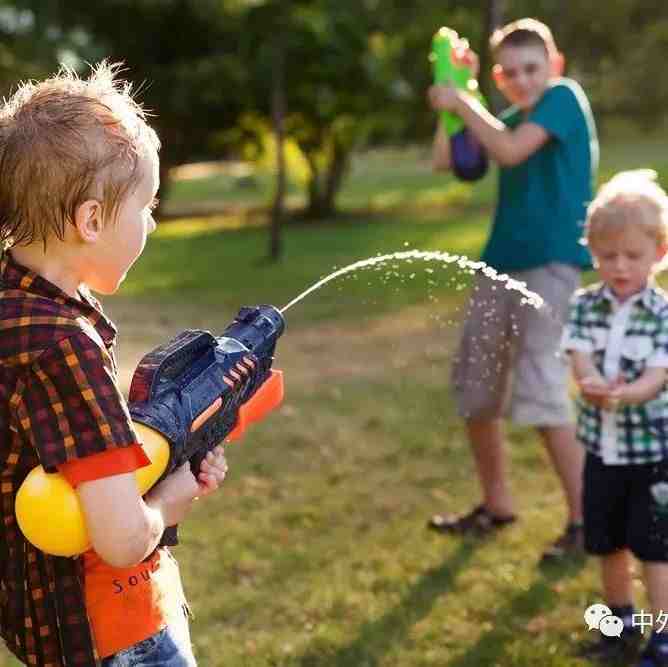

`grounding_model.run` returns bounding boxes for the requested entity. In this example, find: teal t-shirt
[481,77,598,272]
